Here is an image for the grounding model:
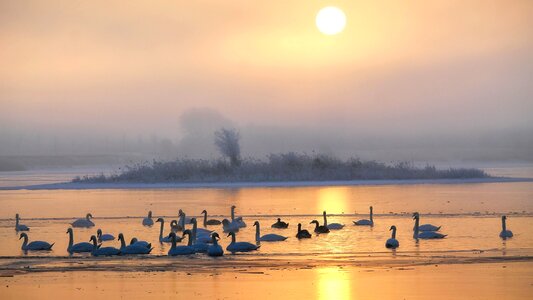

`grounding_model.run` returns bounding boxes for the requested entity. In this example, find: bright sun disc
[316,6,346,35]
